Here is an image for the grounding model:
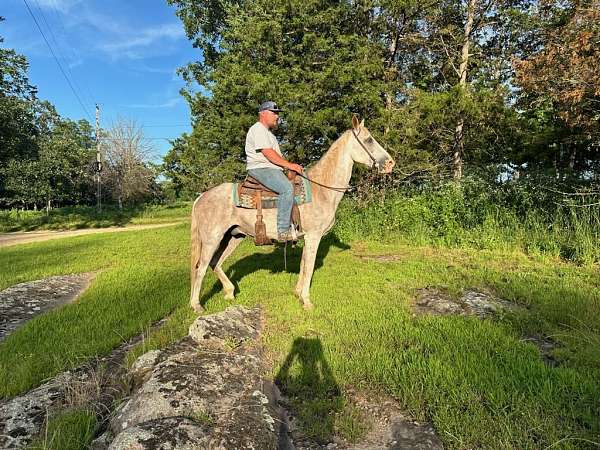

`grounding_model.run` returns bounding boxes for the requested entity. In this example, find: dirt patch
[347,390,442,450]
[357,254,405,262]
[0,273,96,342]
[0,222,184,248]
[283,386,443,450]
